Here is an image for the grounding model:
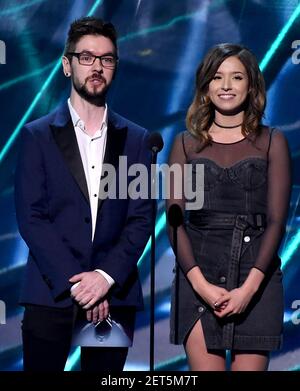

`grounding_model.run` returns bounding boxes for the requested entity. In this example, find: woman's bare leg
[231,351,269,371]
[184,319,226,371]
